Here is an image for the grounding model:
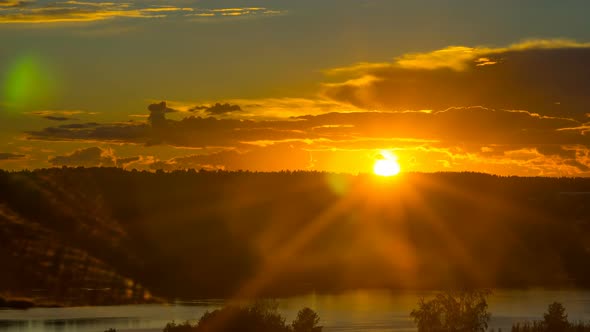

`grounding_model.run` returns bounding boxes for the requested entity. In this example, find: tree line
[104,290,590,332]
[411,290,590,332]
